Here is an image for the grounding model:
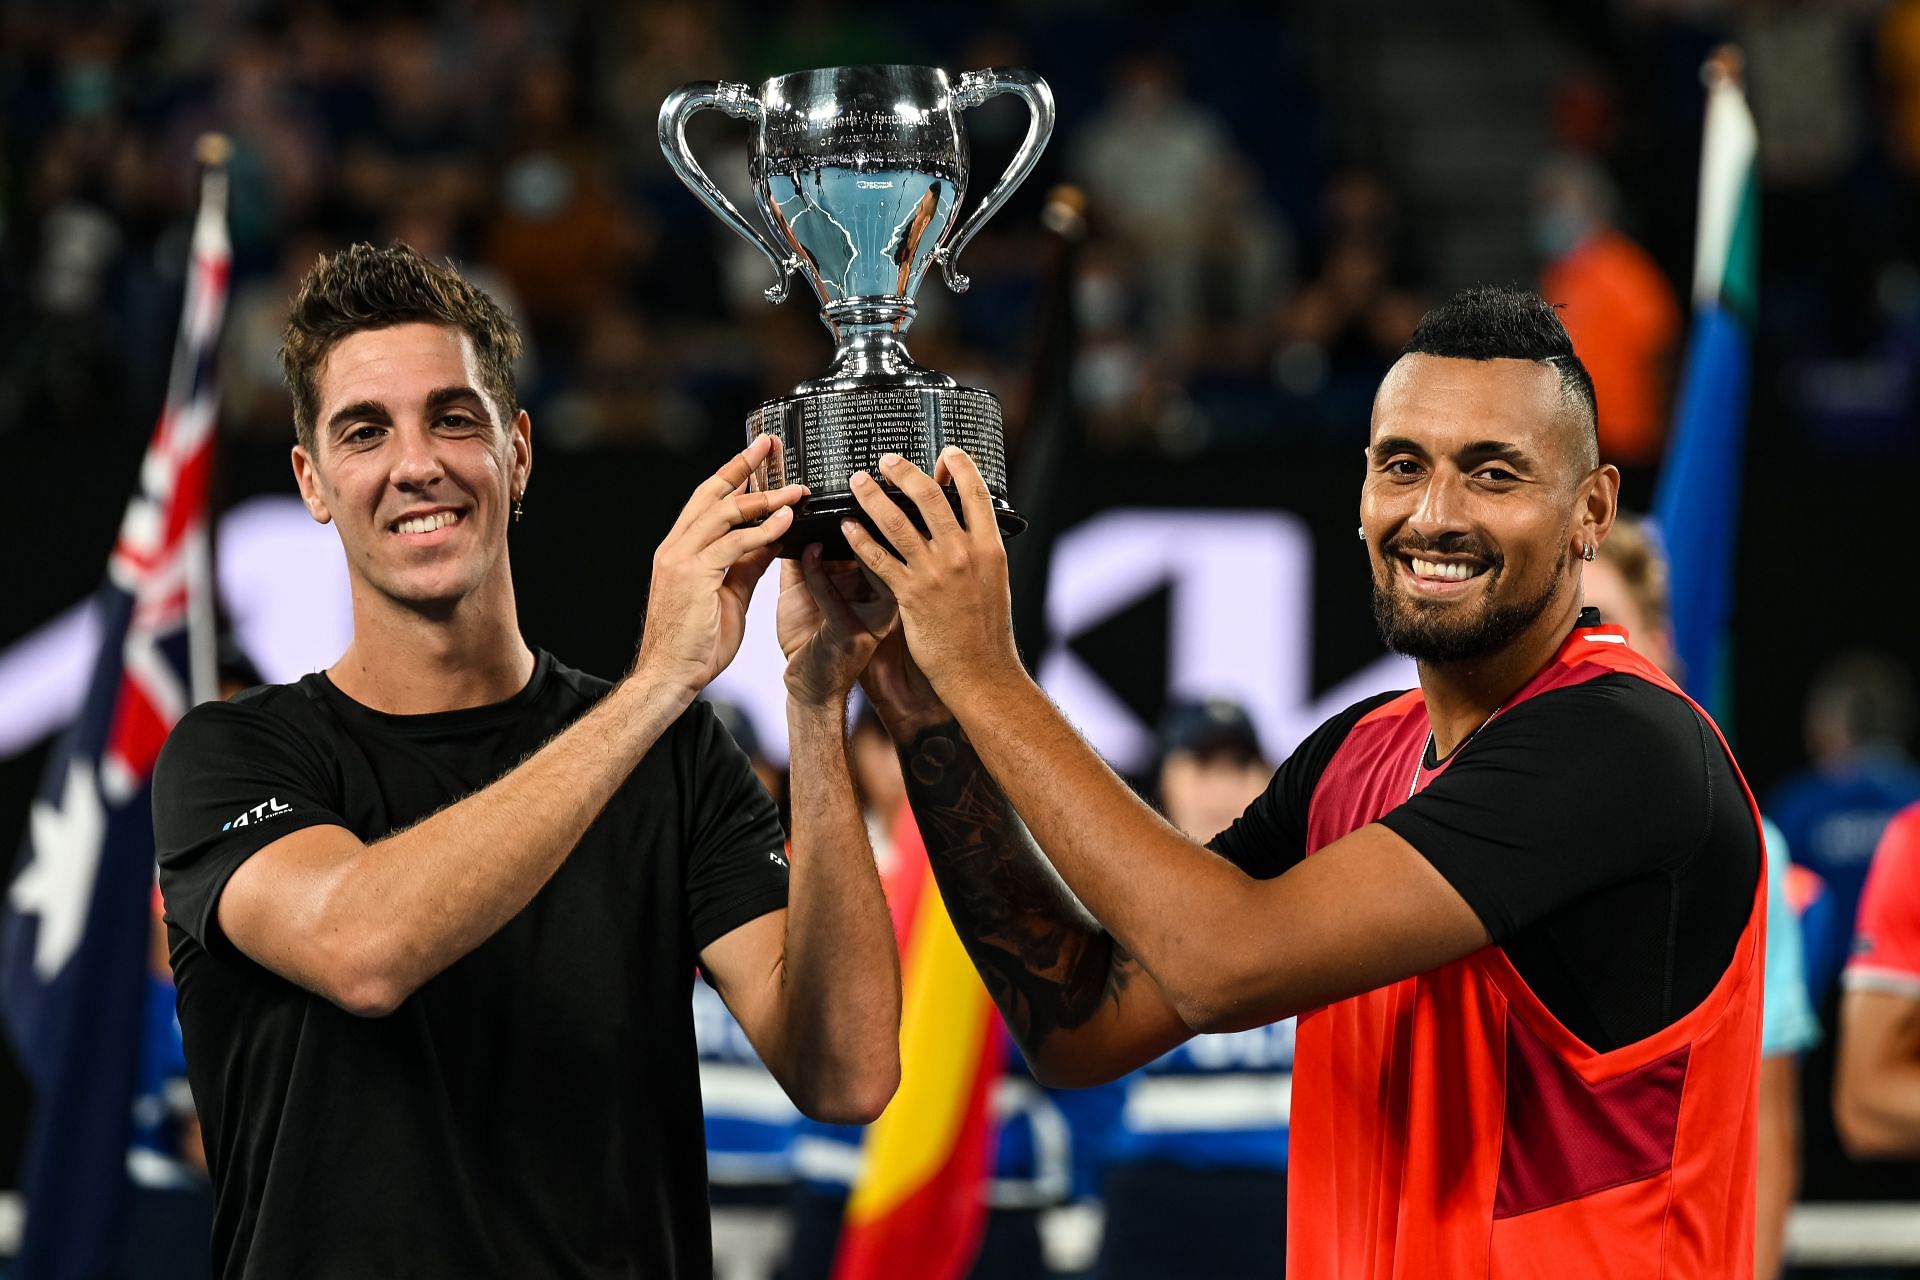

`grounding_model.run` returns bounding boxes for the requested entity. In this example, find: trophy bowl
[660,64,1054,556]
